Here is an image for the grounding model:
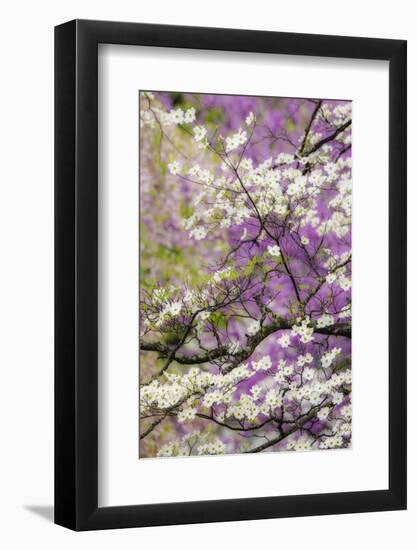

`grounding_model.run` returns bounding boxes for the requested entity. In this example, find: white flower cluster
[228,382,284,420]
[157,431,226,457]
[324,250,351,292]
[252,355,272,371]
[245,111,255,125]
[316,313,334,328]
[267,244,281,257]
[212,266,233,284]
[319,435,344,449]
[181,171,252,241]
[291,318,314,343]
[247,319,261,336]
[168,160,181,175]
[142,345,351,430]
[321,347,342,368]
[317,406,331,420]
[143,345,351,452]
[318,211,350,239]
[297,353,314,367]
[276,152,295,165]
[189,225,207,241]
[187,164,215,184]
[264,388,283,409]
[177,407,197,422]
[155,300,182,327]
[193,125,208,148]
[277,333,291,348]
[273,354,351,411]
[197,439,227,455]
[229,393,261,421]
[225,128,248,152]
[286,437,312,452]
[141,364,256,417]
[329,174,352,218]
[143,95,352,261]
[180,144,351,246]
[320,102,352,127]
[140,102,196,129]
[338,304,351,319]
[316,162,352,239]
